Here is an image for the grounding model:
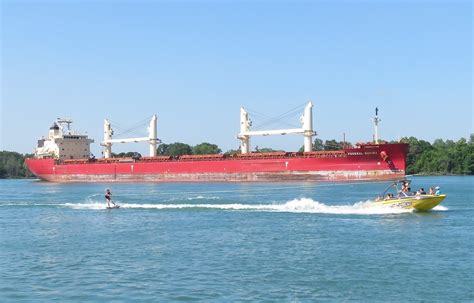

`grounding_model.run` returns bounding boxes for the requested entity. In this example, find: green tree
[193,142,221,155]
[401,136,473,175]
[463,138,473,174]
[313,138,324,151]
[163,142,192,156]
[256,147,284,153]
[450,137,473,174]
[324,140,344,151]
[400,137,433,174]
[299,138,325,152]
[112,152,141,158]
[157,143,170,155]
[0,166,6,178]
[0,151,33,178]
